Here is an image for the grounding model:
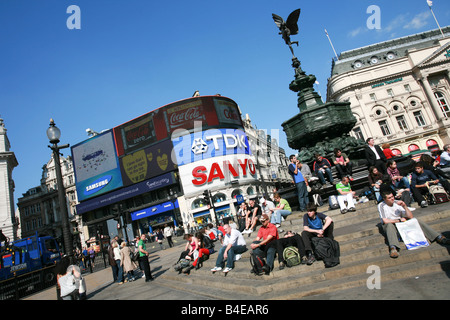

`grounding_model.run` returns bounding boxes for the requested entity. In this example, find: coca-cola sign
[214,98,243,126]
[121,115,156,153]
[166,100,206,130]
